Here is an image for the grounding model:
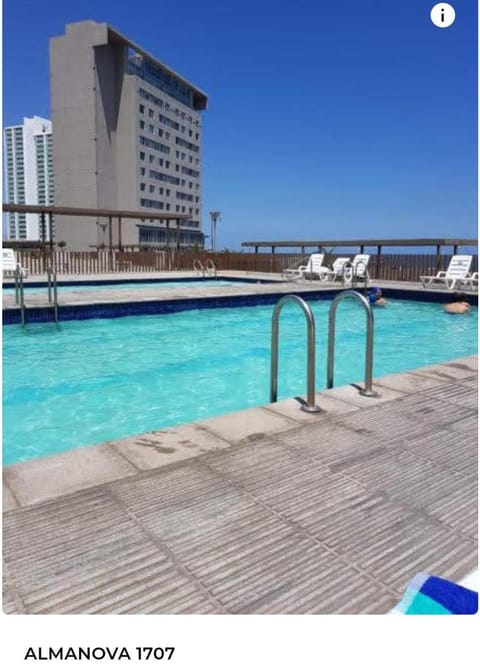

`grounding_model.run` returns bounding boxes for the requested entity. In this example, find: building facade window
[3,117,54,241]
